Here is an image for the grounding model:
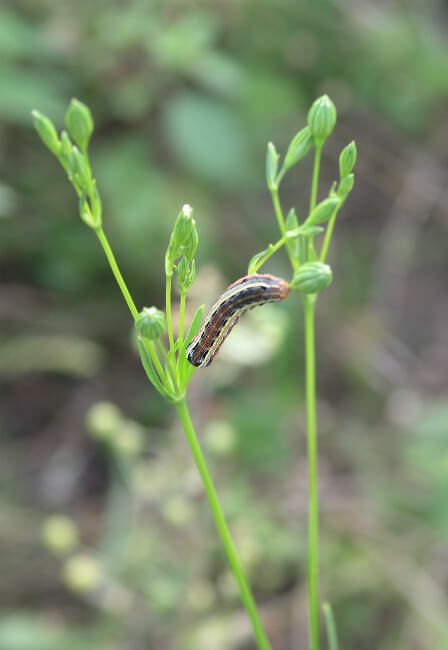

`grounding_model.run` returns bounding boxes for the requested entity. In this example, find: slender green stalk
[304,294,320,650]
[309,145,322,214]
[155,339,178,392]
[95,227,139,321]
[178,293,186,349]
[319,213,337,263]
[175,399,272,650]
[270,190,298,271]
[165,274,175,351]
